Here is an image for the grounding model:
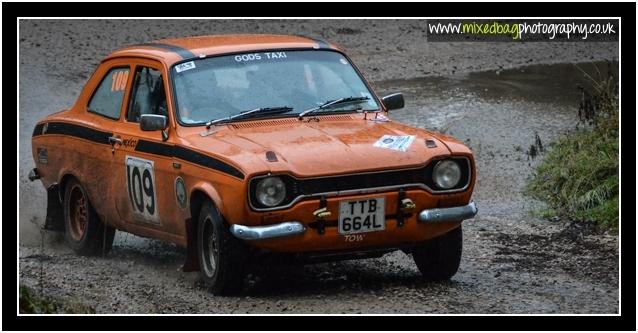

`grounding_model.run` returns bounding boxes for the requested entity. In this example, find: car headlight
[255,176,286,207]
[432,160,462,189]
